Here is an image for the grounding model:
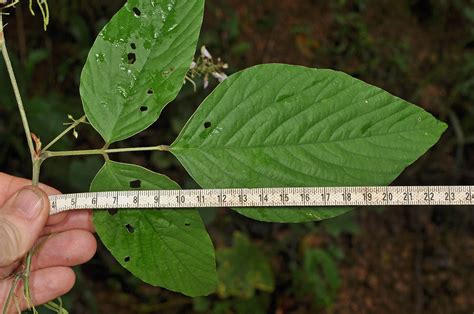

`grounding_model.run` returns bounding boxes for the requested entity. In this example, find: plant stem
[22,251,35,312]
[42,115,87,152]
[32,158,42,185]
[42,145,170,159]
[1,13,41,313]
[1,276,20,314]
[0,14,36,161]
